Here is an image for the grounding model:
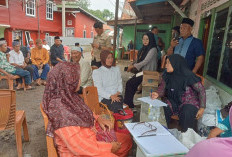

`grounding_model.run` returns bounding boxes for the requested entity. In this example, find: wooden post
[133,18,137,61]
[62,0,66,37]
[113,0,119,63]
[37,0,40,39]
